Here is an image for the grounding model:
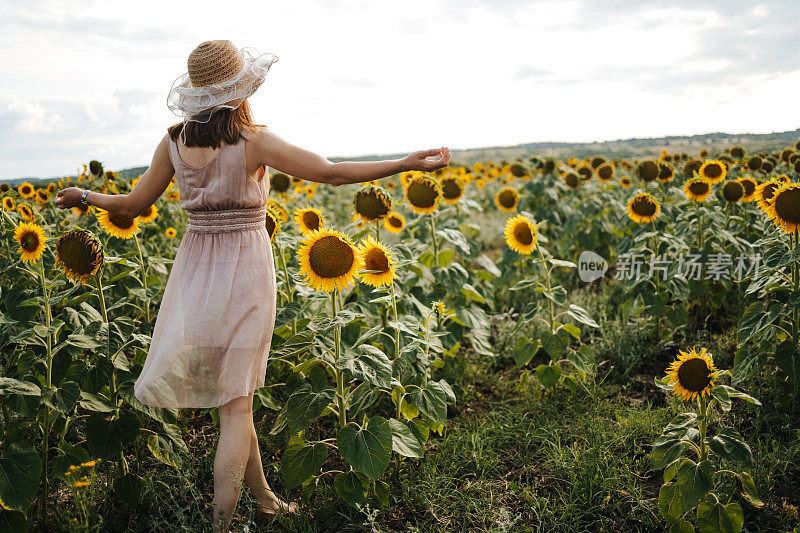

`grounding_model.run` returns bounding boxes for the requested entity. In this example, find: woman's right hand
[54,187,85,209]
[403,147,450,172]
